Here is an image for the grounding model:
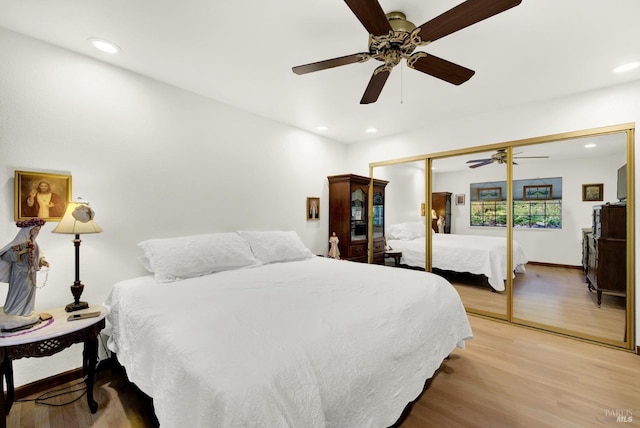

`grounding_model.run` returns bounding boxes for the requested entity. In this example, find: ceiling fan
[466,148,550,168]
[291,0,522,104]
